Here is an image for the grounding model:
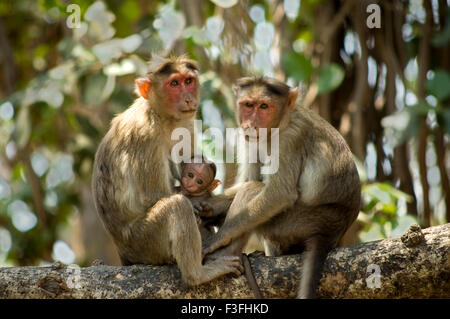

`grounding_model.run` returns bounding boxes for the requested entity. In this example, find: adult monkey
[203,77,361,298]
[92,55,242,286]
